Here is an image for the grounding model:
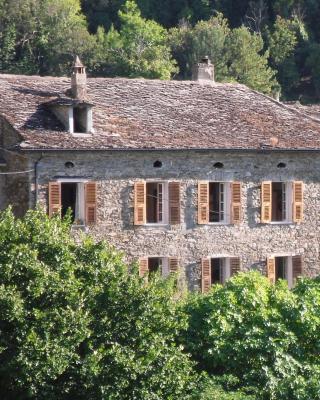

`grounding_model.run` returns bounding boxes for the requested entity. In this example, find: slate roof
[1,74,320,151]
